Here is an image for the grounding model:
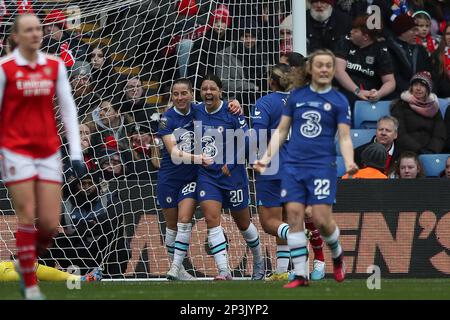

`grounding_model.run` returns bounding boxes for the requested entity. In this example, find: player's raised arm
[254,114,292,173]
